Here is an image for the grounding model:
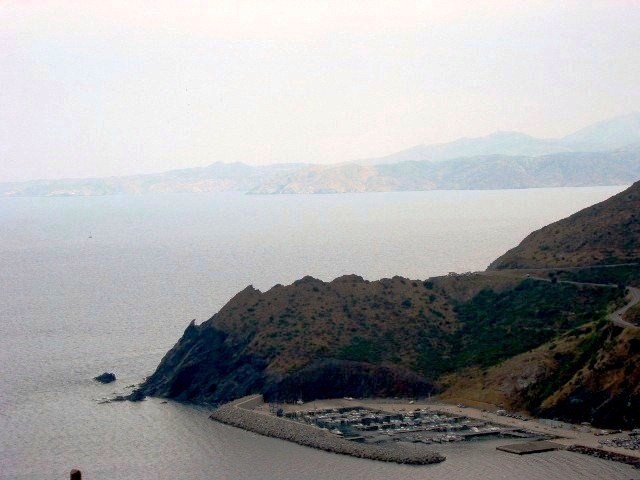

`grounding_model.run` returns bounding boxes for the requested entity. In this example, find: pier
[497,441,564,455]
